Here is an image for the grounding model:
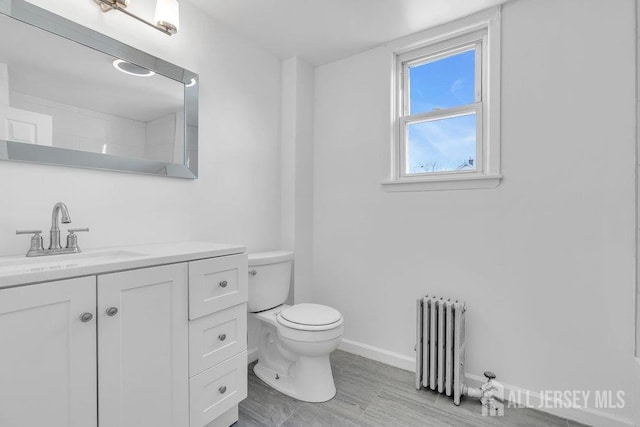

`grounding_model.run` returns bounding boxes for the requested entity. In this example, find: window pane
[406,113,476,174]
[409,49,475,115]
